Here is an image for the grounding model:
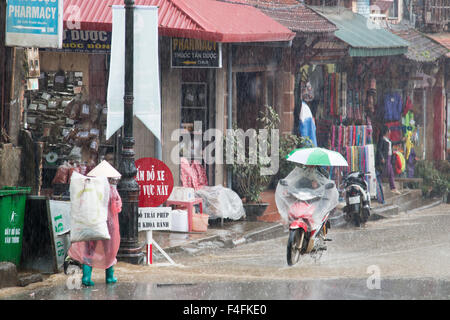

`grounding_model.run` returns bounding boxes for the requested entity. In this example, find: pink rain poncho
[68,185,122,269]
